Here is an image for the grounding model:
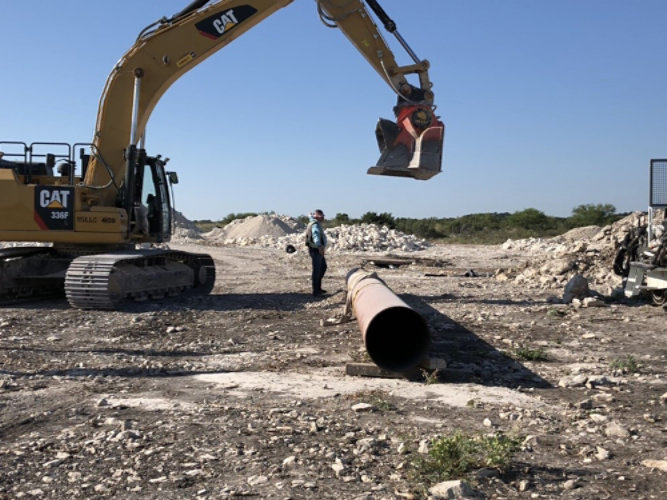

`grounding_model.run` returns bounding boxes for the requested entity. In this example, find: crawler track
[65,249,215,309]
